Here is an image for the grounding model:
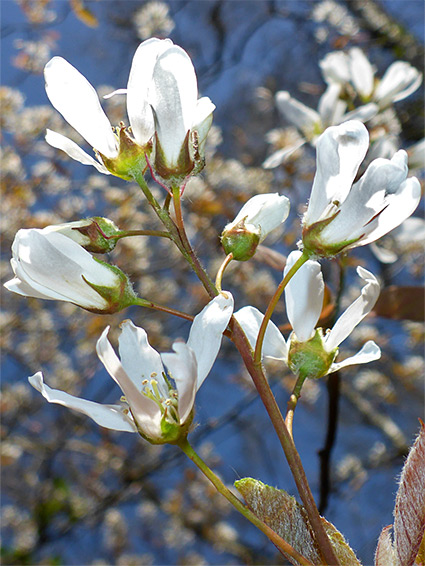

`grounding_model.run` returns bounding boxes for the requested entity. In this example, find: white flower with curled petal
[28,293,234,443]
[302,121,421,258]
[263,84,377,169]
[234,251,381,379]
